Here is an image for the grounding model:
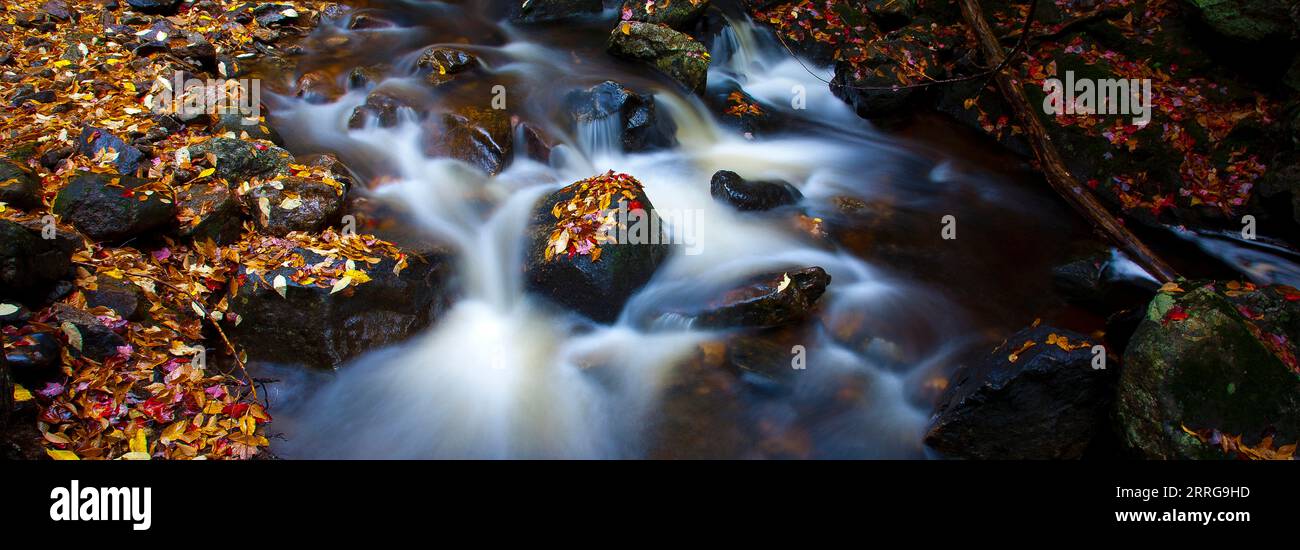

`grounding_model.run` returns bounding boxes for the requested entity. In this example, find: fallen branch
[958,0,1179,283]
